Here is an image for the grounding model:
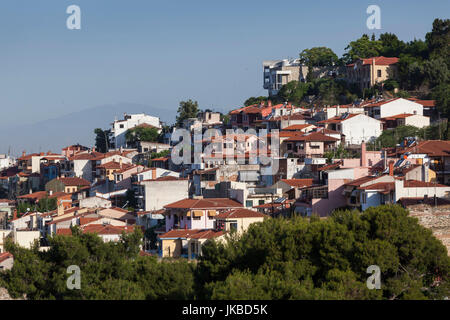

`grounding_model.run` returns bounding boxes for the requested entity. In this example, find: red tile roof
[344,175,379,187]
[82,224,137,235]
[158,228,225,240]
[285,132,339,142]
[57,177,91,186]
[164,198,243,209]
[214,208,267,219]
[403,180,448,188]
[408,99,435,107]
[97,161,134,170]
[317,113,360,124]
[281,179,315,188]
[282,124,315,131]
[347,56,399,67]
[0,252,13,263]
[381,113,414,121]
[403,140,450,157]
[56,228,73,236]
[17,191,70,201]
